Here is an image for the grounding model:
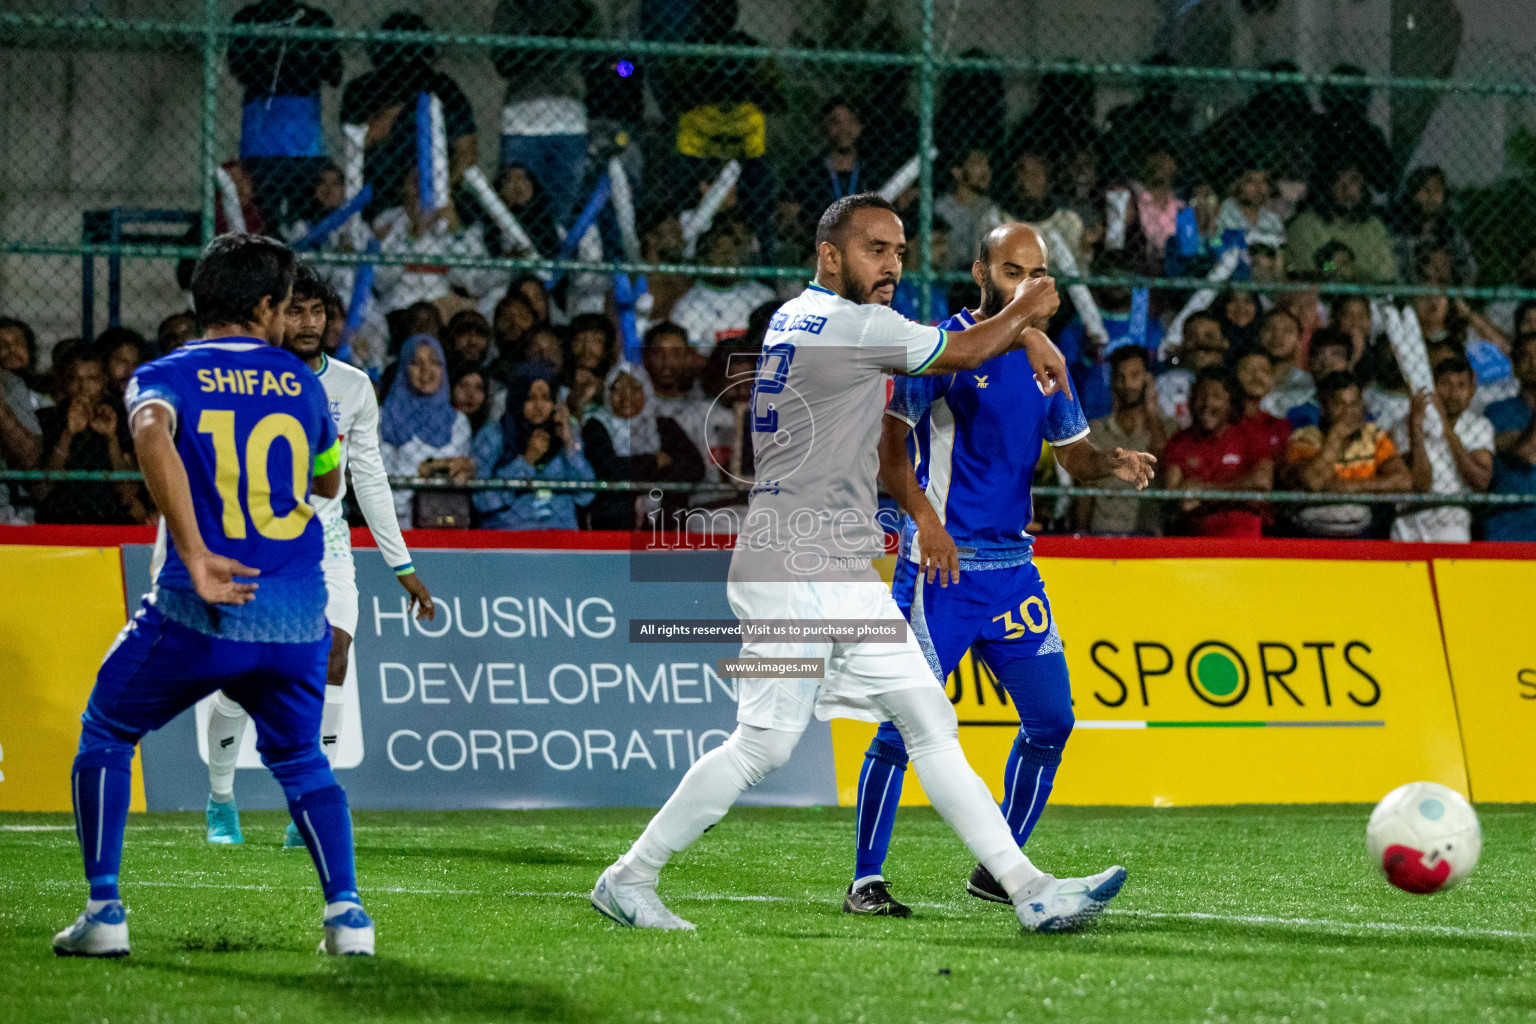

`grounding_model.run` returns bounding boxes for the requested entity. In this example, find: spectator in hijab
[1213,289,1261,357]
[1315,65,1396,199]
[567,313,620,420]
[1391,166,1477,286]
[482,163,561,259]
[340,11,477,218]
[450,366,492,437]
[582,362,704,529]
[476,364,594,530]
[378,335,476,523]
[1287,162,1397,282]
[156,311,200,354]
